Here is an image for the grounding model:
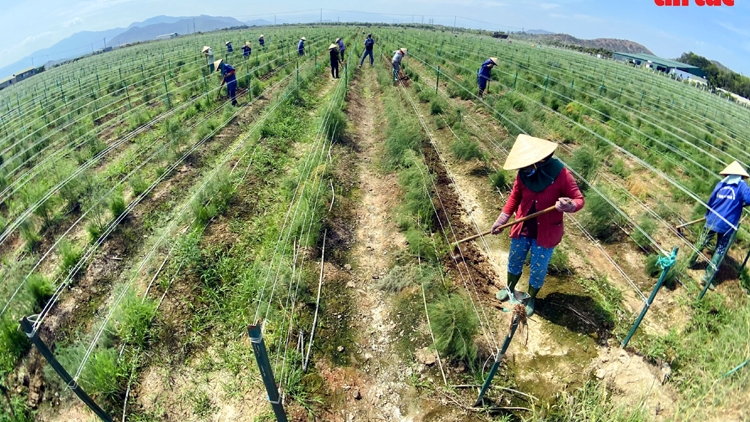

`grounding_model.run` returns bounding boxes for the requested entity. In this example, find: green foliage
[27,274,53,311]
[109,191,126,218]
[632,216,657,249]
[548,247,570,275]
[428,293,479,363]
[581,191,623,243]
[543,380,650,421]
[129,174,149,197]
[450,139,483,161]
[326,109,347,142]
[490,169,513,191]
[18,218,40,252]
[0,317,30,375]
[114,290,157,347]
[610,158,630,178]
[569,145,599,184]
